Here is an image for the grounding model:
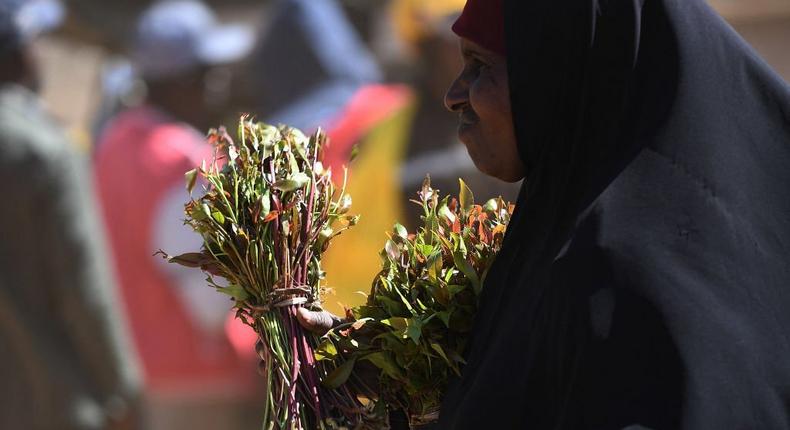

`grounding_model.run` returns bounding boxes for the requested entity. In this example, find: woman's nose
[444,74,468,113]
